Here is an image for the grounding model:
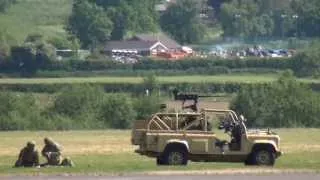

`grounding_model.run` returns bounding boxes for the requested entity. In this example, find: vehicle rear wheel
[253,149,275,166]
[163,148,188,166]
